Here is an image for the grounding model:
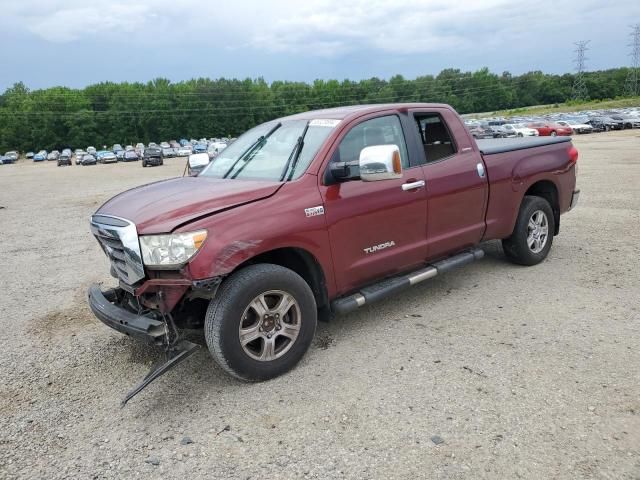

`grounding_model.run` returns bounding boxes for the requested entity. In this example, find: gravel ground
[1,132,639,480]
